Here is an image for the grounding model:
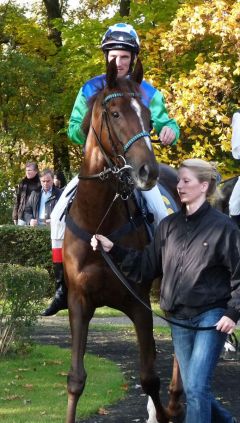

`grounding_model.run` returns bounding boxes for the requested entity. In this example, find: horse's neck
[71,173,125,233]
